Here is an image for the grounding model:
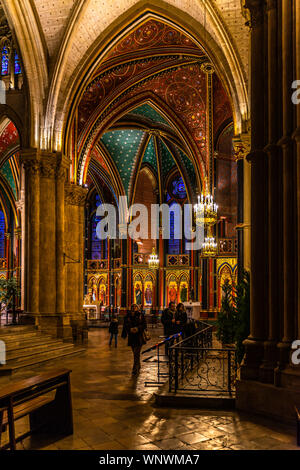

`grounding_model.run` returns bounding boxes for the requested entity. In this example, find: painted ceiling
[77,17,232,200]
[105,19,202,60]
[95,102,199,203]
[0,121,20,201]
